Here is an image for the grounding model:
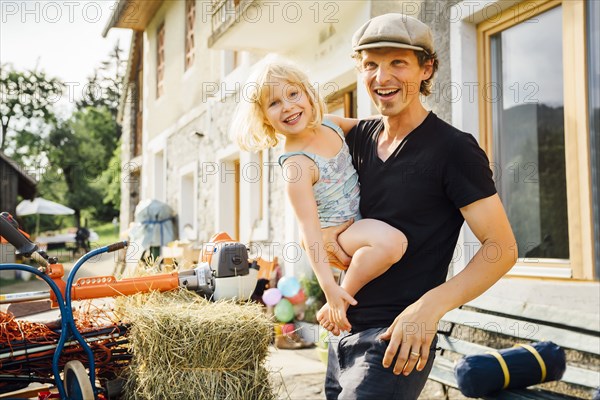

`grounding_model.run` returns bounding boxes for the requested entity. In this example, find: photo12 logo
[201,1,340,25]
[200,80,339,103]
[1,1,109,23]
